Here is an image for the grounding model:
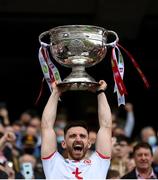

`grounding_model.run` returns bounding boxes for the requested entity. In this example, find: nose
[75,135,81,141]
[140,154,146,161]
[141,154,146,160]
[116,146,121,153]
